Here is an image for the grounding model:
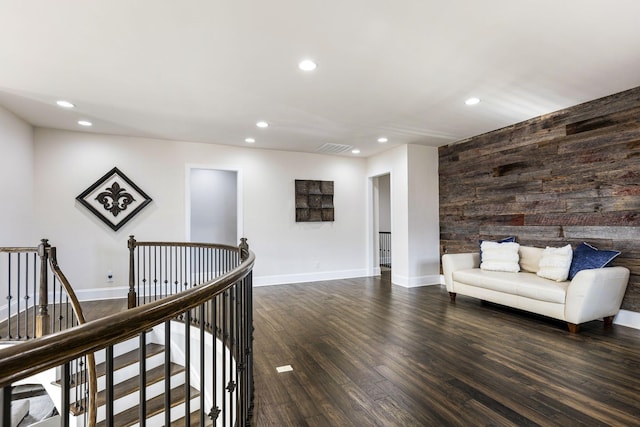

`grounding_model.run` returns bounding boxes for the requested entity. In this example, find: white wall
[407,144,440,284]
[0,105,35,245]
[33,128,369,292]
